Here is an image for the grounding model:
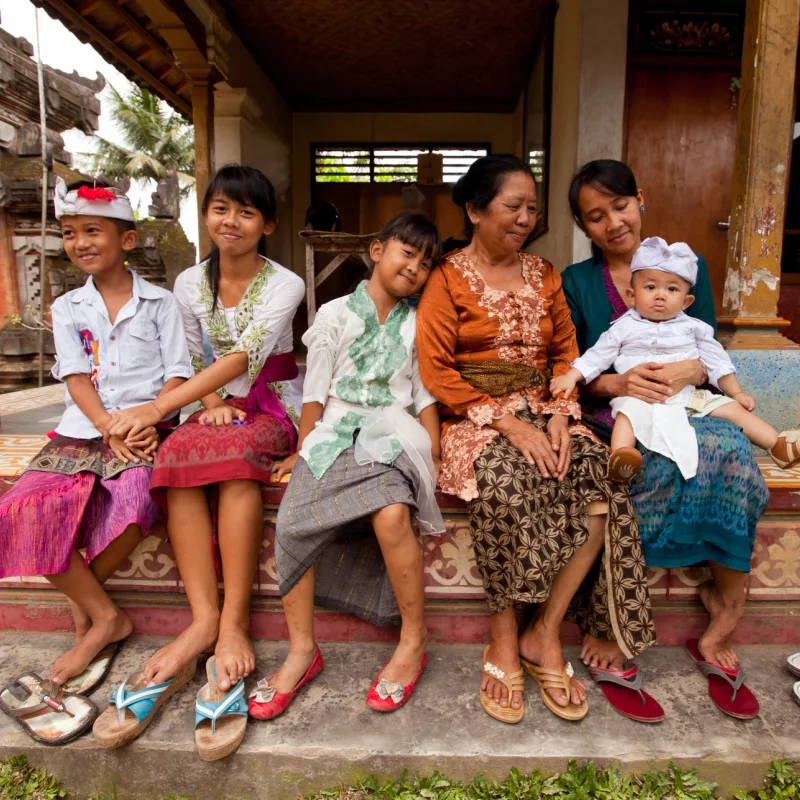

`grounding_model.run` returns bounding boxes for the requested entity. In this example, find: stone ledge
[0,635,797,799]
